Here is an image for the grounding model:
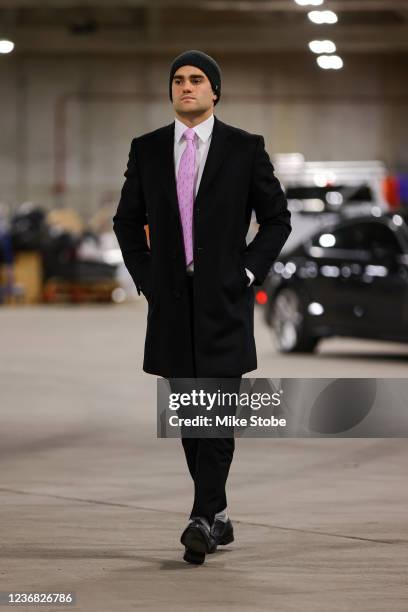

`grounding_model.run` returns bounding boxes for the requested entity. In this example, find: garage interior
[1,1,408,611]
